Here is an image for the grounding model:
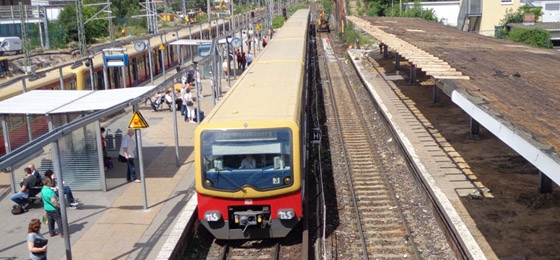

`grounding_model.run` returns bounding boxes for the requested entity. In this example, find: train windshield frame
[200,128,293,192]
